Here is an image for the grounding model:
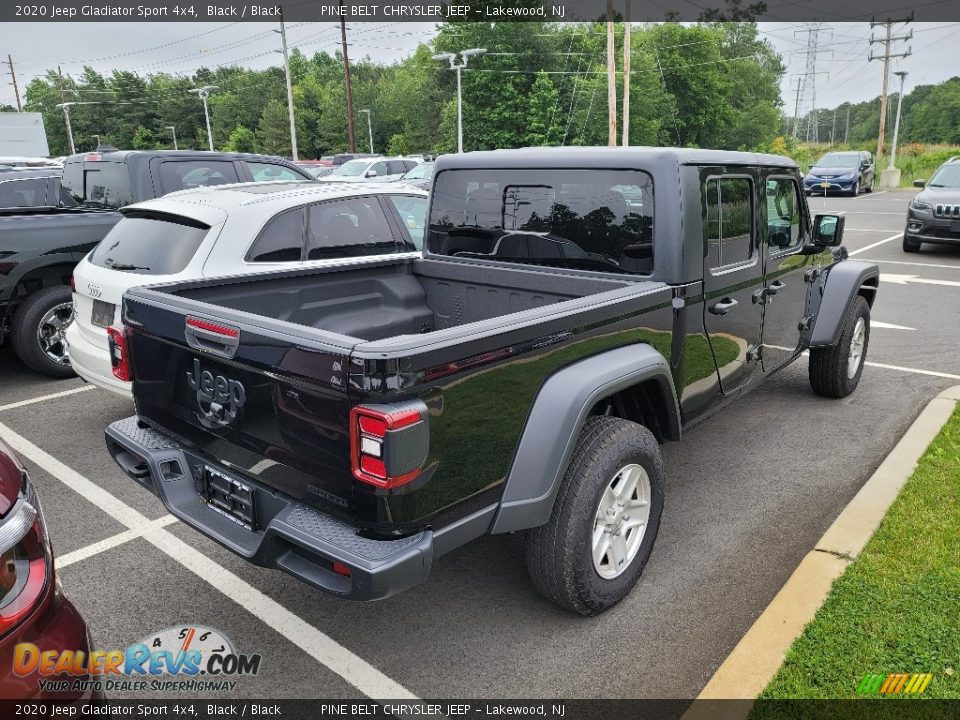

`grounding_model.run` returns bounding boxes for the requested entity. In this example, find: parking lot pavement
[0,187,957,700]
